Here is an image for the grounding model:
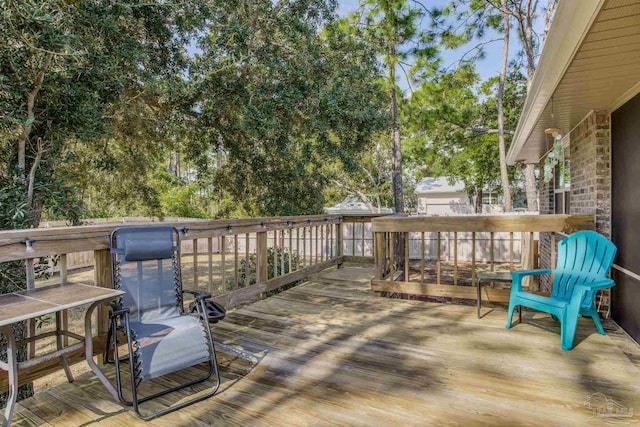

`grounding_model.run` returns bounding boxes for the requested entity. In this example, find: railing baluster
[303,226,307,268]
[289,228,293,272]
[453,232,458,286]
[437,231,441,285]
[509,231,514,271]
[361,221,365,257]
[420,231,425,284]
[59,254,69,345]
[245,233,250,288]
[208,237,213,289]
[193,239,199,288]
[551,232,557,269]
[471,232,476,287]
[320,225,324,263]
[221,236,226,290]
[296,228,300,269]
[273,231,278,278]
[490,231,495,272]
[26,258,36,358]
[315,225,319,265]
[351,223,356,256]
[389,233,395,279]
[404,232,410,281]
[280,229,286,274]
[234,234,239,290]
